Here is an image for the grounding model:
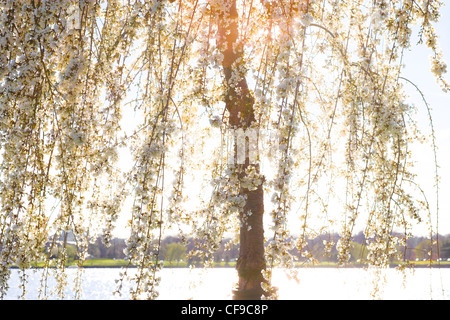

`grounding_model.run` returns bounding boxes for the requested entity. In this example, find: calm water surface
[4,267,450,300]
